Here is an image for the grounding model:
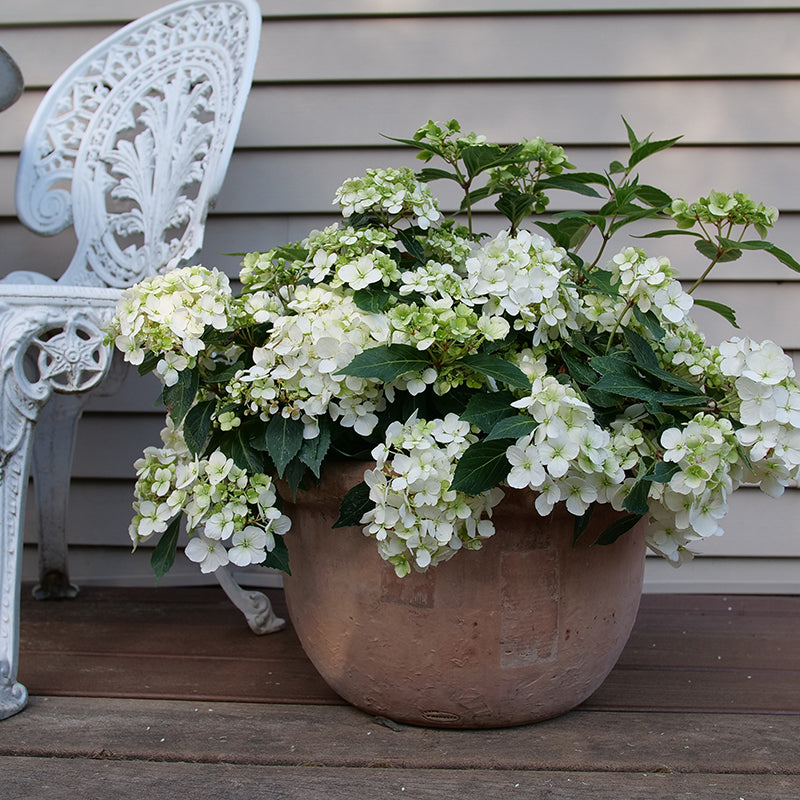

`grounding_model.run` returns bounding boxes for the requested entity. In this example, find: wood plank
[0,698,798,774]
[2,758,797,800]
[17,588,800,712]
